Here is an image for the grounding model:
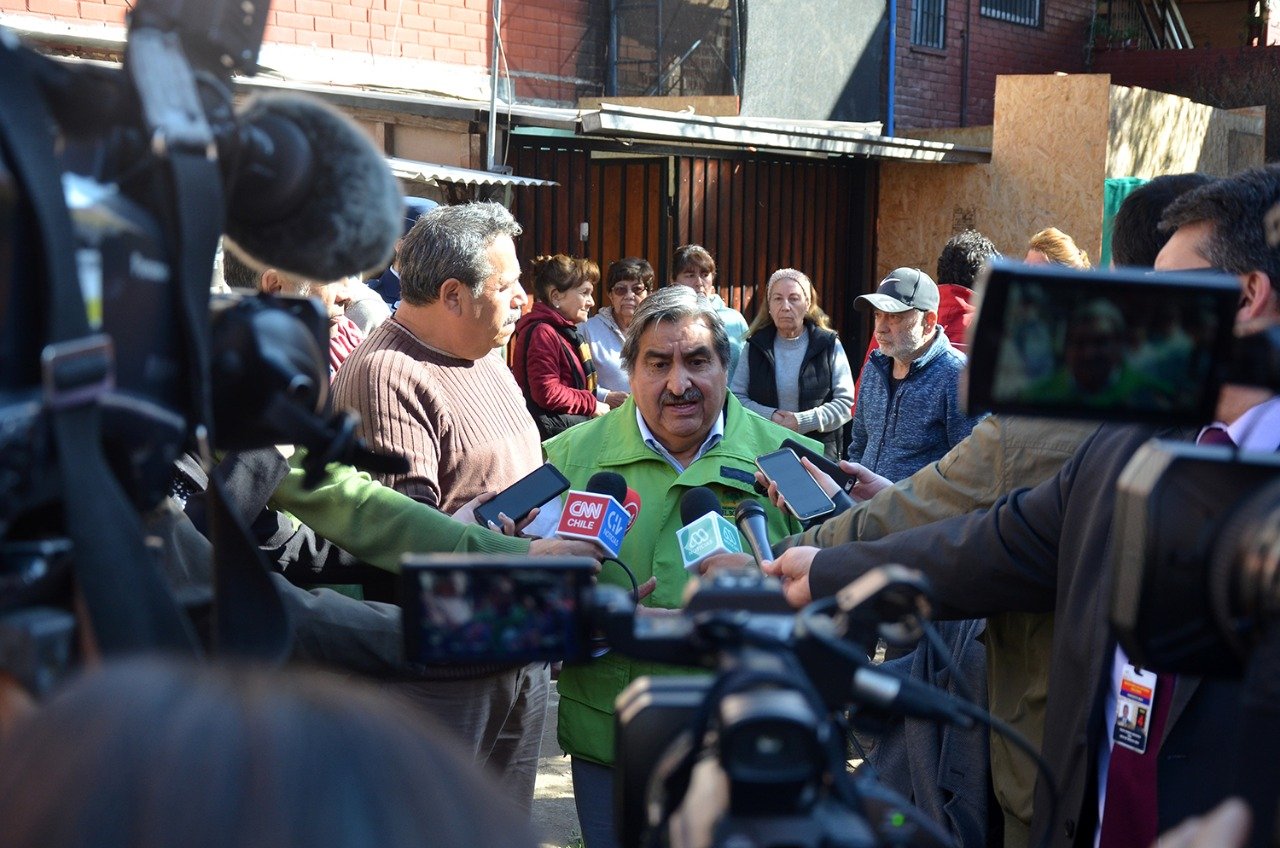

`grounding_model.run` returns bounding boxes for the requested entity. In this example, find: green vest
[543,394,819,765]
